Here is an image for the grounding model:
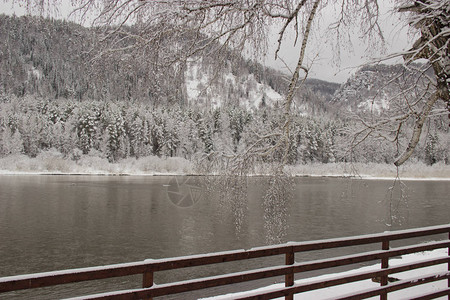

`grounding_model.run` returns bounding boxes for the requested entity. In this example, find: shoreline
[0,171,449,181]
[0,153,448,180]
